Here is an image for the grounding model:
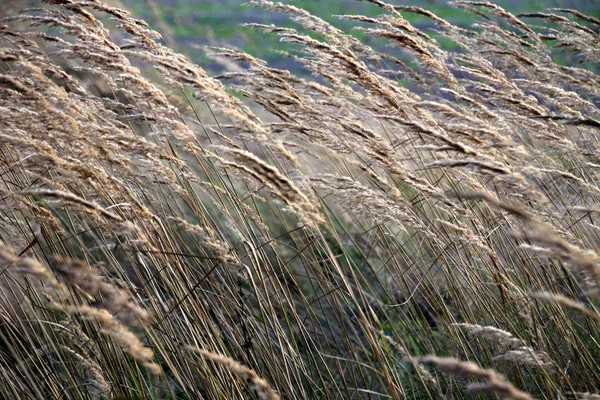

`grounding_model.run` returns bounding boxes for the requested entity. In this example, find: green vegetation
[122,0,600,68]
